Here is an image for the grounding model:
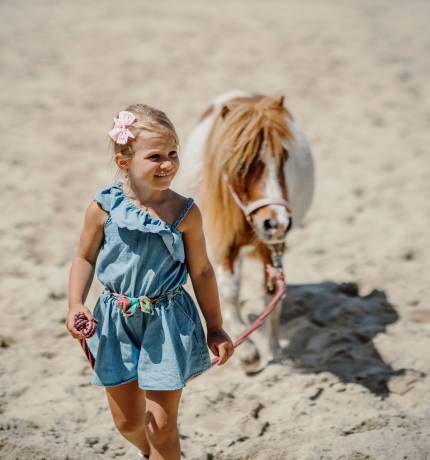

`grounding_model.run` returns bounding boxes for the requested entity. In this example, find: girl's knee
[105,381,147,435]
[144,413,178,446]
[143,388,181,445]
[115,417,144,435]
